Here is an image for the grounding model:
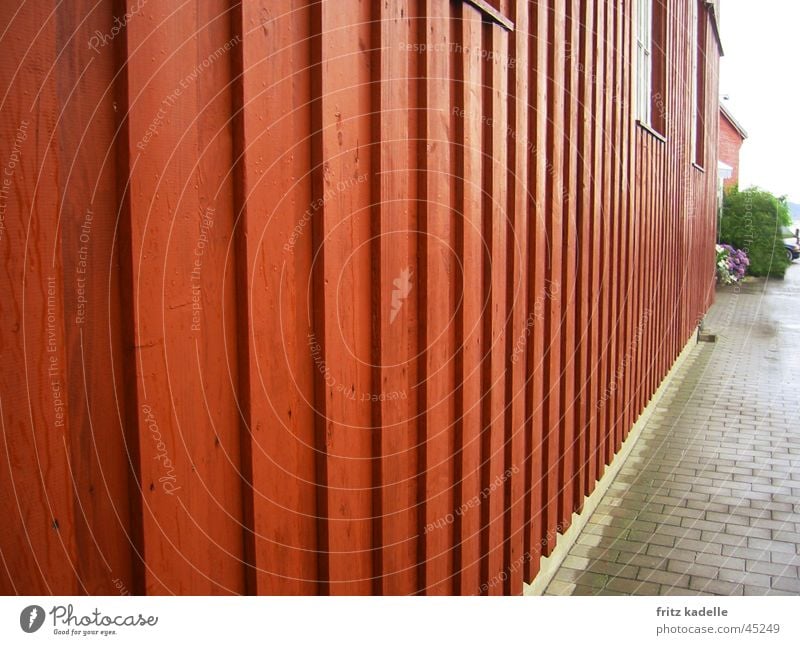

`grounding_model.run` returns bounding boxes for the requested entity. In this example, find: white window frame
[636,0,653,126]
